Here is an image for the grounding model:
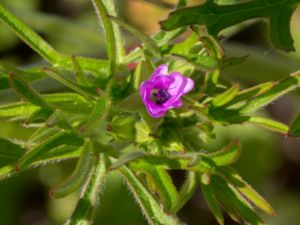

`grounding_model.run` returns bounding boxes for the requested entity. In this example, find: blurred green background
[0,0,300,225]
